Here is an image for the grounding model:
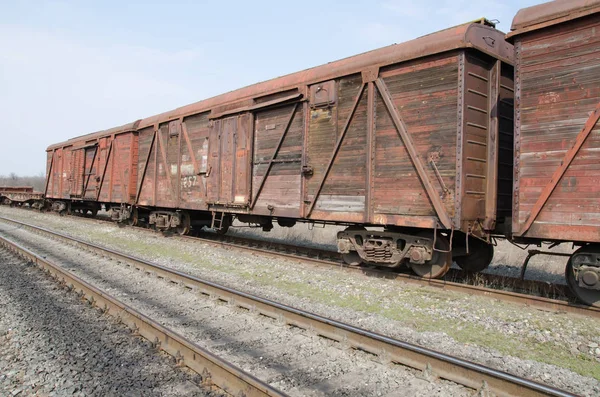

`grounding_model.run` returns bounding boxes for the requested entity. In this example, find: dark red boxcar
[508,0,600,243]
[45,122,140,215]
[508,0,600,305]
